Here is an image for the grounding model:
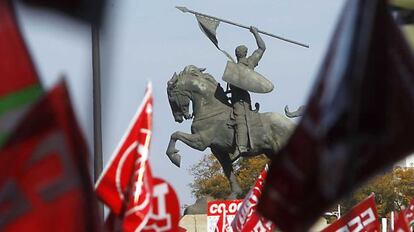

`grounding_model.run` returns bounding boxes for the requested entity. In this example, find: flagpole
[176,6,310,48]
[92,22,104,221]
